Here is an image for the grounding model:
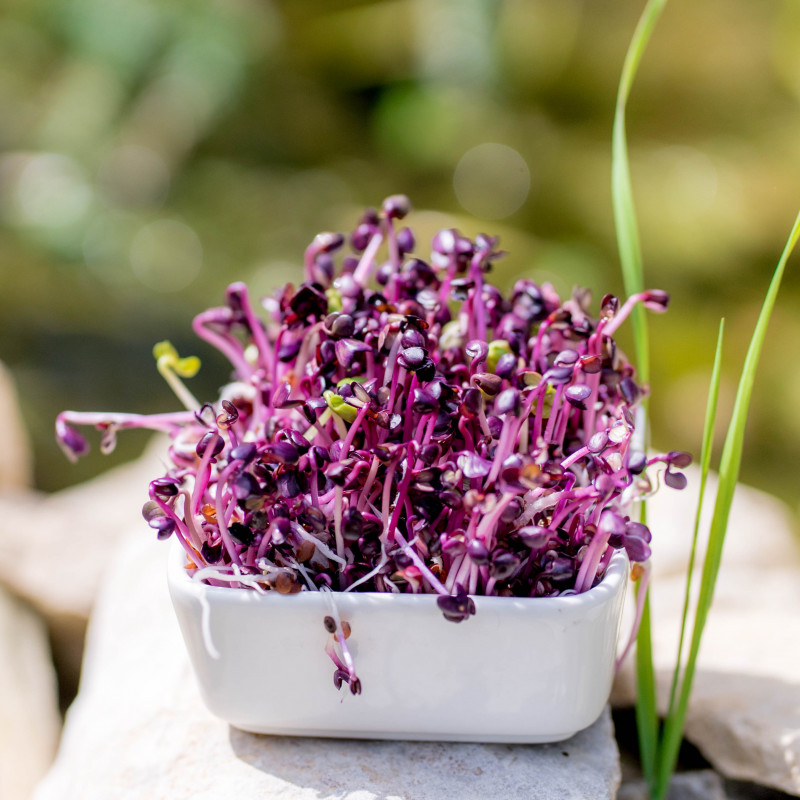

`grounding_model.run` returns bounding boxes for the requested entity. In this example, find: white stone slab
[35,533,621,800]
[0,435,168,687]
[0,585,60,800]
